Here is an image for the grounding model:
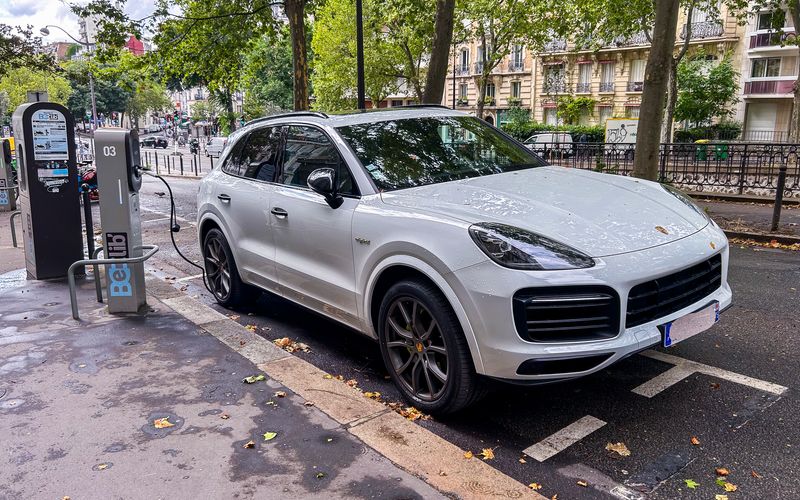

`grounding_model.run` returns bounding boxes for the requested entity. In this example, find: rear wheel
[377,279,484,415]
[202,228,258,308]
